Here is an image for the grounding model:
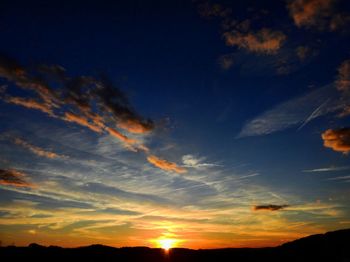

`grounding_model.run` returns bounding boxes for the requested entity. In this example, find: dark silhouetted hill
[1,228,349,262]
